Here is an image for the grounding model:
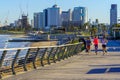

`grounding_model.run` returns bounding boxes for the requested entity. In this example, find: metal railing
[0,42,83,78]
